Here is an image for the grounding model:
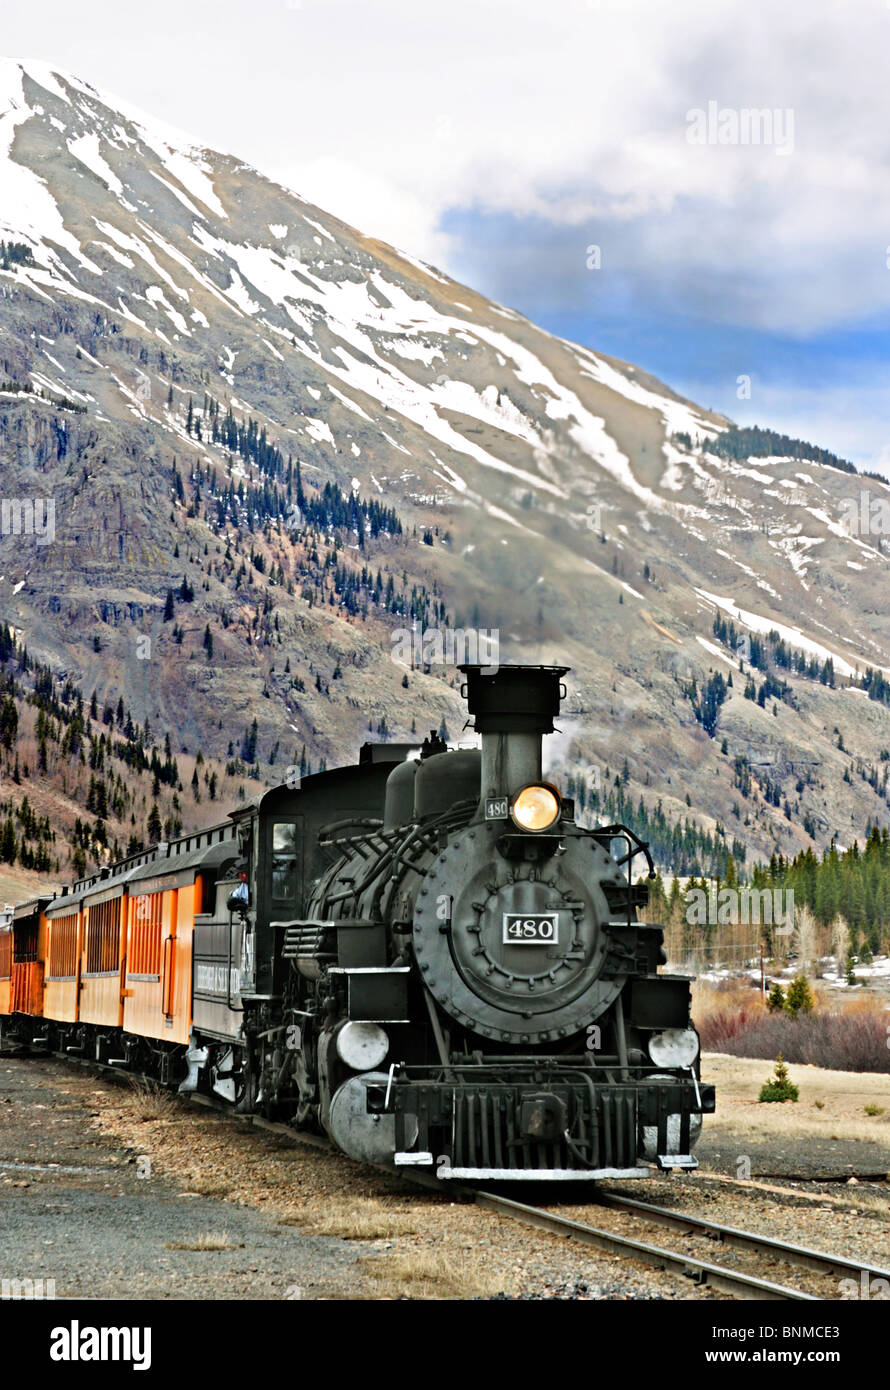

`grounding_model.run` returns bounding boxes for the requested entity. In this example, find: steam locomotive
[0,664,713,1180]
